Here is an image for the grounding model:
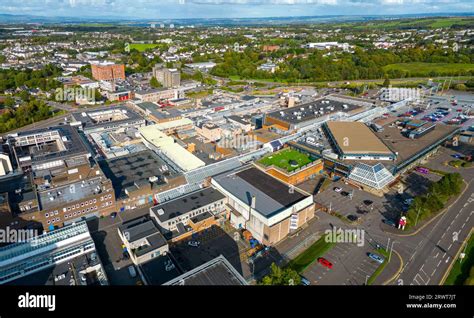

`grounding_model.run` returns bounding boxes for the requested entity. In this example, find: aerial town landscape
[0,0,472,315]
